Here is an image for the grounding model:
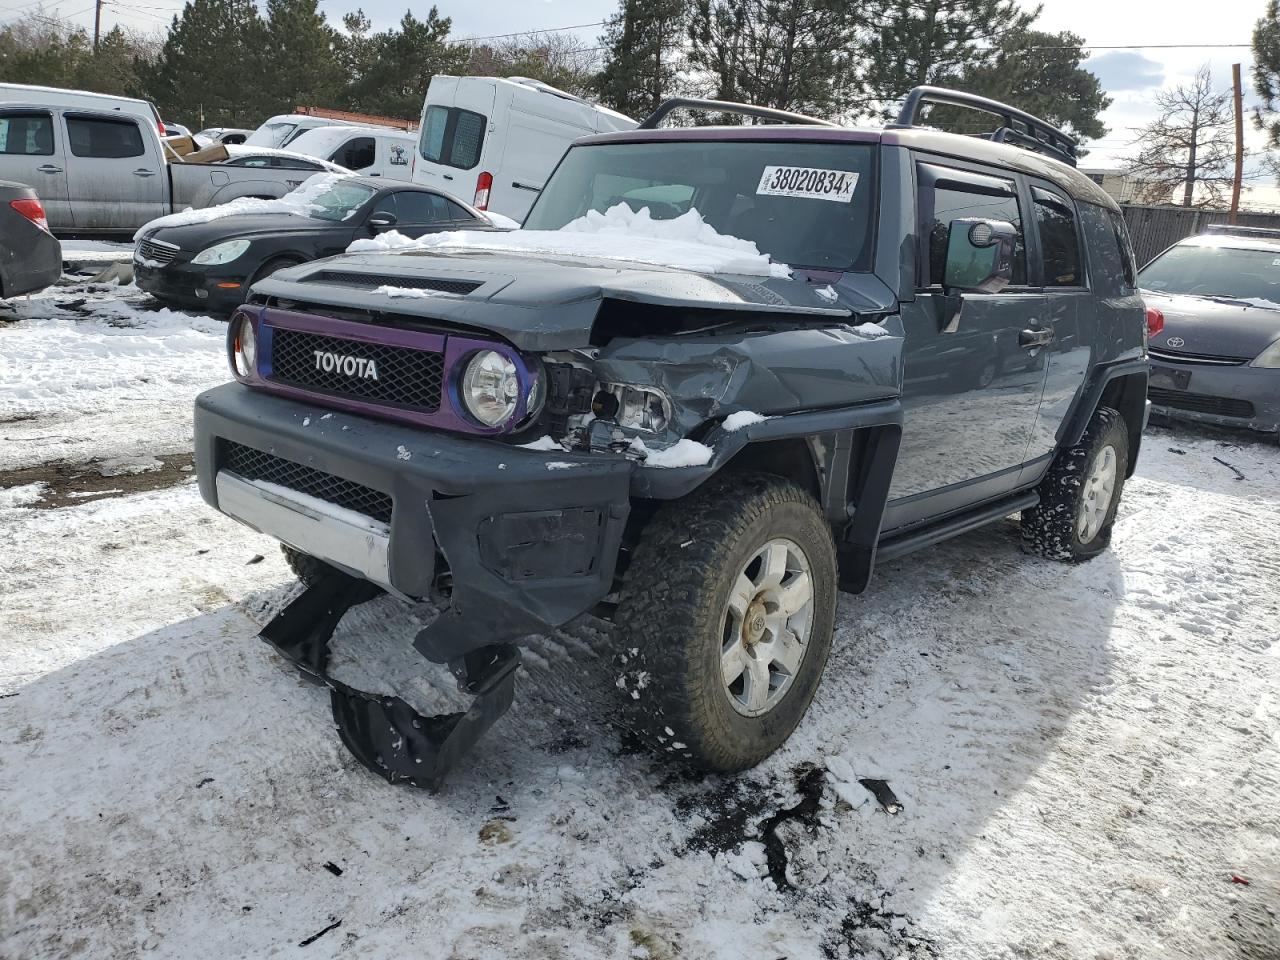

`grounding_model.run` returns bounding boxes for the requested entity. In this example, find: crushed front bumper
[194,382,635,663]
